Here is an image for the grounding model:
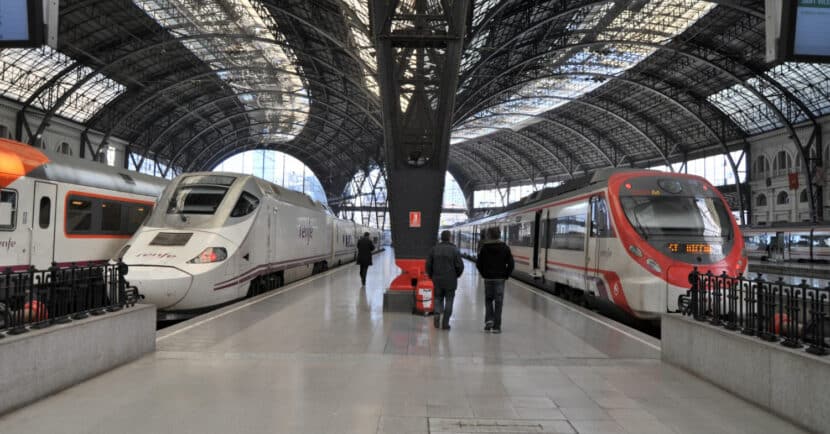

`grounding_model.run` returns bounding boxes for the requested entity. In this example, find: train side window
[38,197,51,229]
[230,192,260,217]
[67,198,93,232]
[101,201,122,232]
[0,189,17,231]
[591,197,611,237]
[126,204,152,233]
